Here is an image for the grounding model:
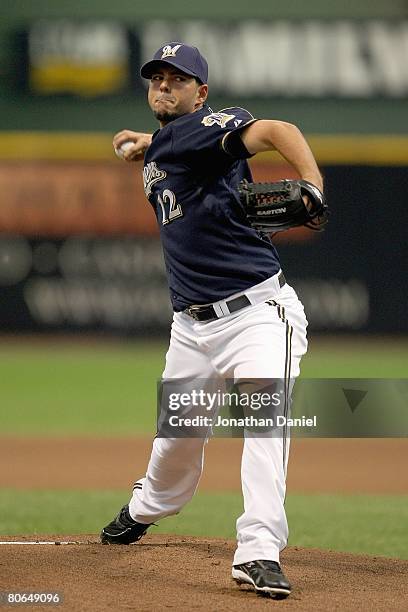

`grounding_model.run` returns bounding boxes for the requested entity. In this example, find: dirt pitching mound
[1,535,407,611]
